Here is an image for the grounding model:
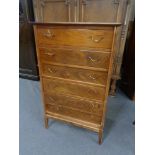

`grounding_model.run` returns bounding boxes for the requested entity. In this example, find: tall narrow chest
[33,23,120,144]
